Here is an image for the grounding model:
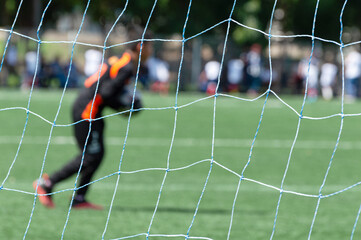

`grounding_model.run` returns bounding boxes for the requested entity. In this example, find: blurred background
[1,0,361,100]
